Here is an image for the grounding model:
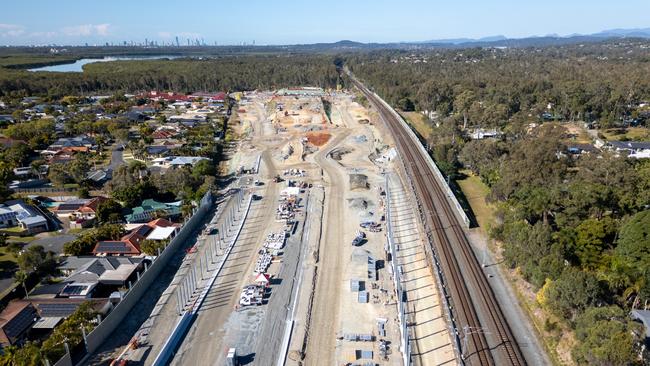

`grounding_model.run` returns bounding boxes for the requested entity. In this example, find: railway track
[351,77,527,366]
